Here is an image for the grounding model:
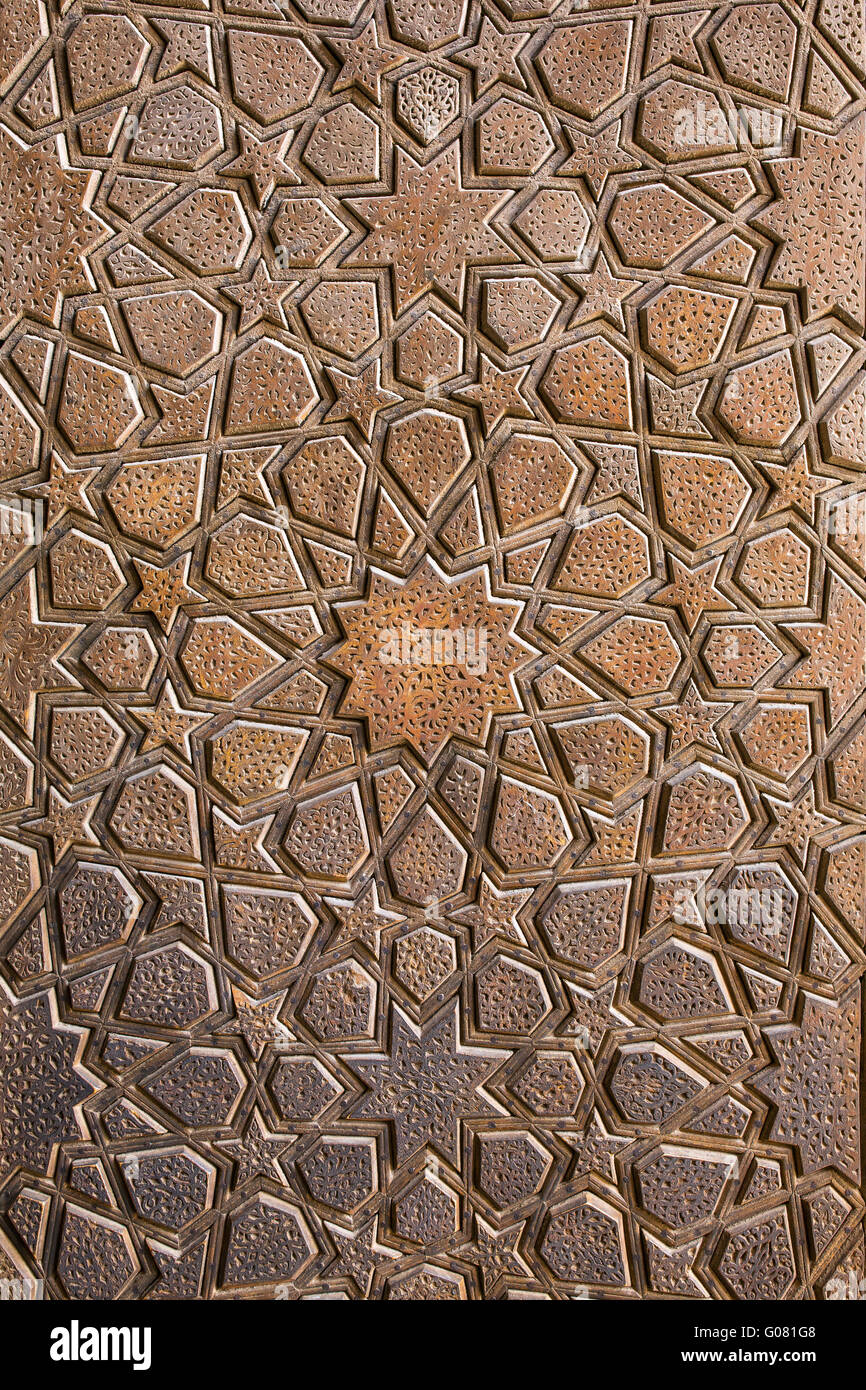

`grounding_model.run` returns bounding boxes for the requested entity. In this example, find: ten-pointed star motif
[347,142,513,313]
[332,559,527,763]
